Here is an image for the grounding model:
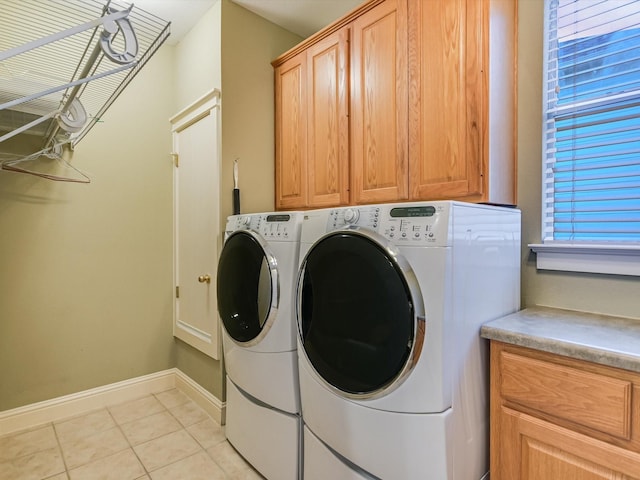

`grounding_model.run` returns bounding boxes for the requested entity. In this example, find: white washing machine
[296,201,520,480]
[216,211,303,480]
